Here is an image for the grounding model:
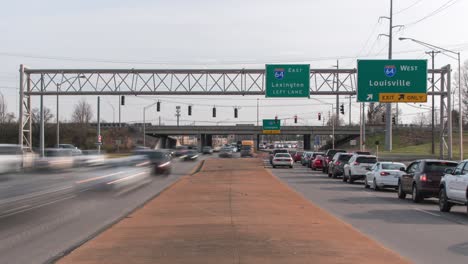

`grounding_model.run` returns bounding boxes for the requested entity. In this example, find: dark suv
[328,153,353,178]
[398,160,457,203]
[322,149,346,174]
